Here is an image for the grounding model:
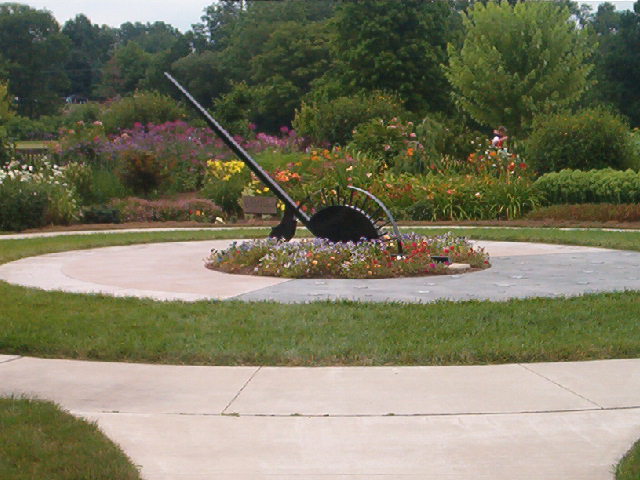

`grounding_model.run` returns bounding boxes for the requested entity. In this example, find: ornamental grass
[206,232,490,279]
